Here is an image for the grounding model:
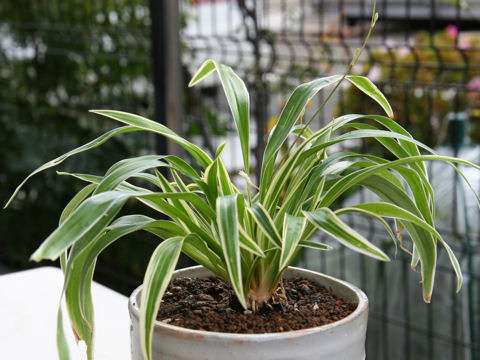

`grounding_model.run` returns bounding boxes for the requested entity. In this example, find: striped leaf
[299,240,332,250]
[64,250,95,358]
[320,155,480,208]
[359,176,437,301]
[189,60,250,175]
[182,234,228,280]
[261,75,342,197]
[239,226,265,257]
[31,191,131,262]
[59,183,96,224]
[94,155,166,194]
[344,202,462,292]
[140,236,184,360]
[217,195,247,309]
[346,75,393,118]
[248,203,282,248]
[304,208,390,261]
[90,110,212,168]
[4,126,139,208]
[279,214,307,270]
[56,305,71,360]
